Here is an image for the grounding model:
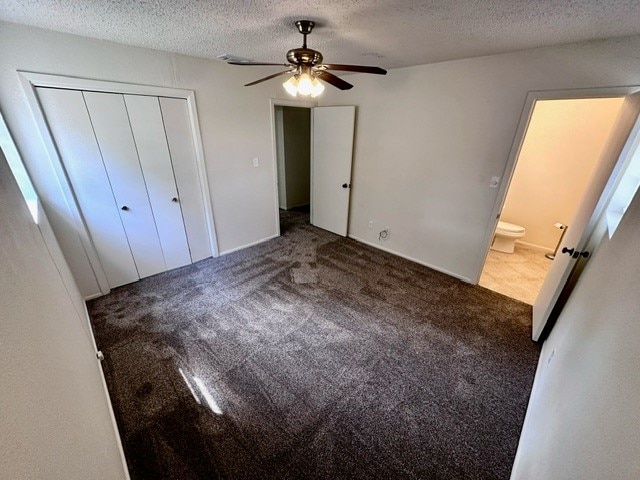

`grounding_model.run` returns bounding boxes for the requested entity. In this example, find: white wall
[321,34,640,281]
[510,189,640,479]
[0,21,291,297]
[501,98,623,250]
[0,150,127,479]
[5,22,640,291]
